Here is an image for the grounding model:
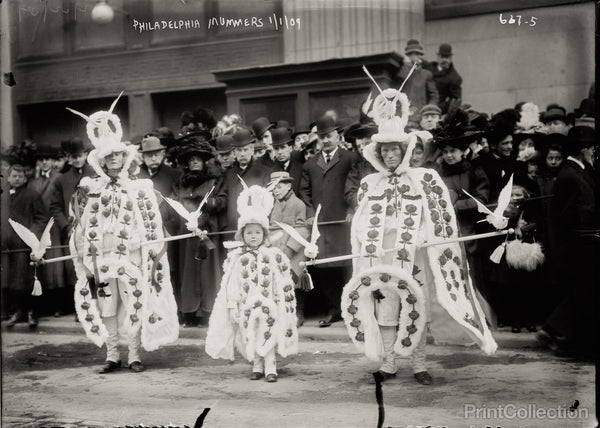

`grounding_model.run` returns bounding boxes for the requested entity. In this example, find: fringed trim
[341,265,426,361]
